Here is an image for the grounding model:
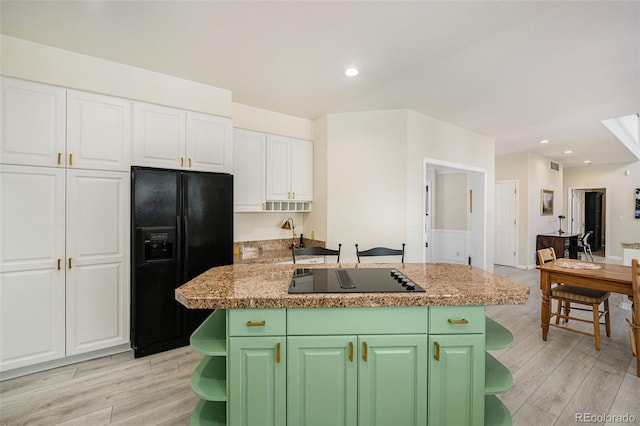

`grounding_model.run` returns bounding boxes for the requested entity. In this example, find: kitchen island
[176,263,529,426]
